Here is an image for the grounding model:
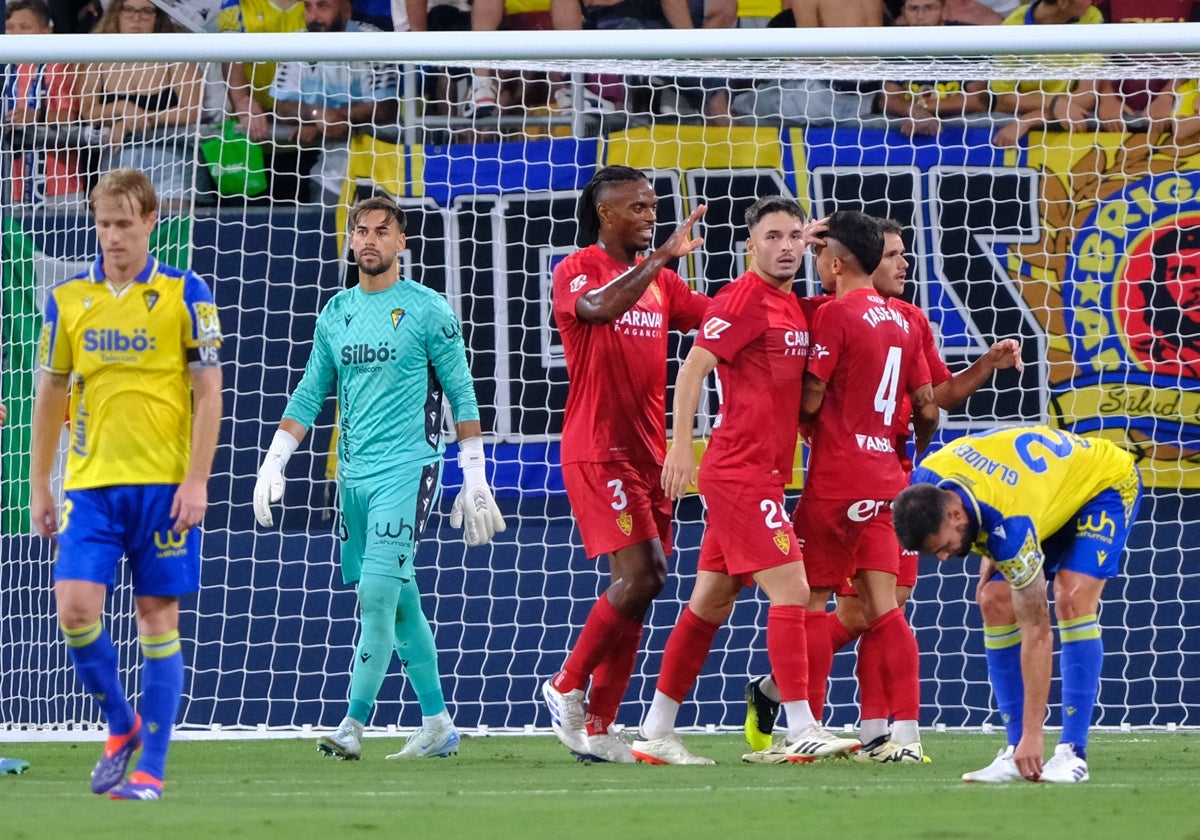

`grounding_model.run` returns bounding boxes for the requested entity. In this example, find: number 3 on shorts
[607,479,627,511]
